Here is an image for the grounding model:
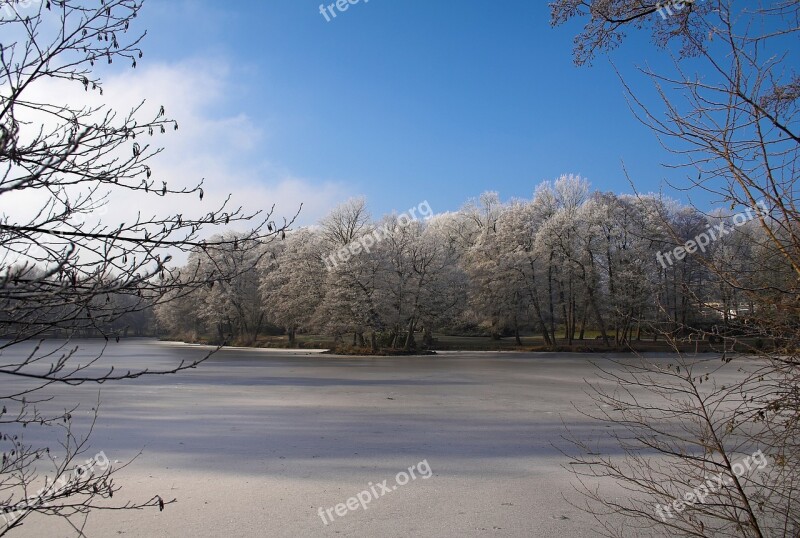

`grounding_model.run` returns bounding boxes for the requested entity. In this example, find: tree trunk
[547,255,558,345]
[586,286,610,348]
[528,265,553,348]
[559,281,569,343]
[404,318,416,350]
[578,299,588,340]
[422,327,433,348]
